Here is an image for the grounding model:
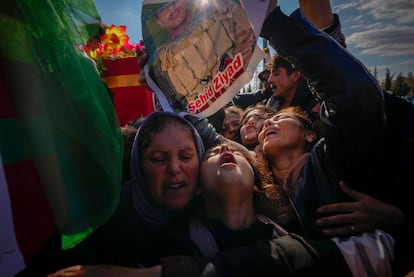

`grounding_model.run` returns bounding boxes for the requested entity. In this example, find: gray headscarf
[128,111,205,228]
